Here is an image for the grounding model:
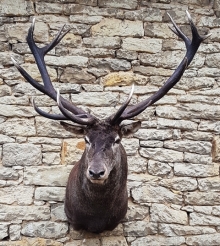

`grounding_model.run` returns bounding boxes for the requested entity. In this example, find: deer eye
[84,136,90,145]
[114,136,121,144]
